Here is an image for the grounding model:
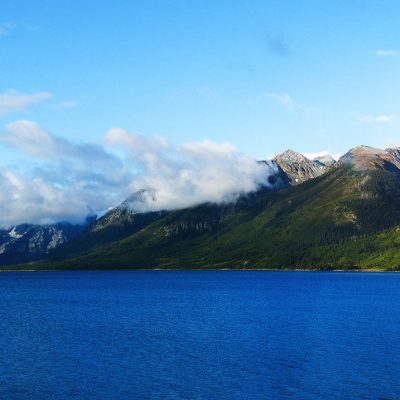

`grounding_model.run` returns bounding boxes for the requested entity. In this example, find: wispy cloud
[0,22,38,37]
[0,90,52,116]
[376,49,399,57]
[360,114,395,124]
[0,22,16,37]
[265,92,318,112]
[195,85,220,99]
[52,101,78,109]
